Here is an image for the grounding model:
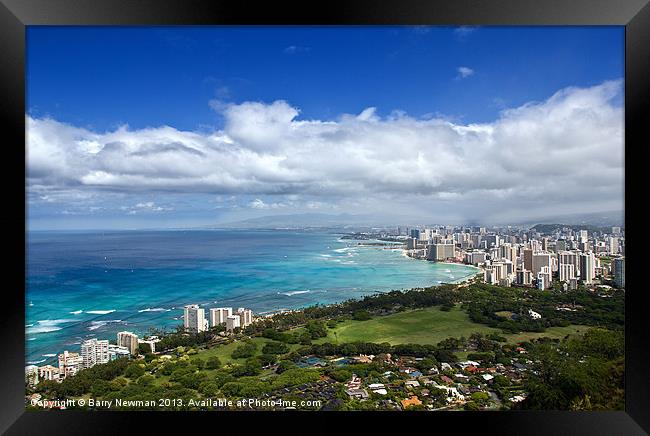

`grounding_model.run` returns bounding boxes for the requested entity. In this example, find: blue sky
[26,26,624,229]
